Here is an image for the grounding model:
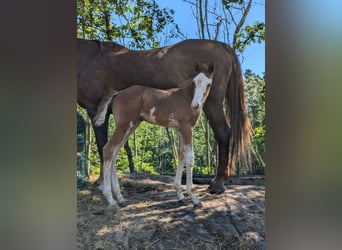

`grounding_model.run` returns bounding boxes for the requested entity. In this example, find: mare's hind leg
[88,109,110,189]
[203,102,231,194]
